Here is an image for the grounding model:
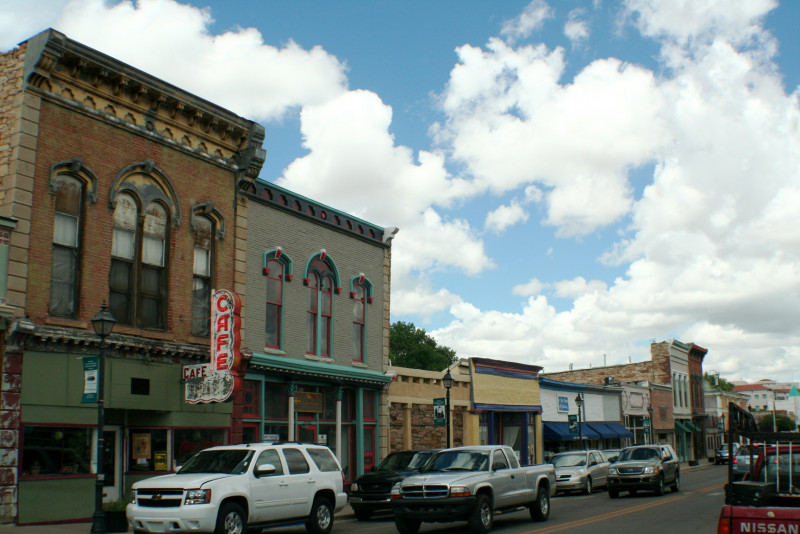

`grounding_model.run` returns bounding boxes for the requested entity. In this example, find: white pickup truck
[126,442,347,534]
[390,445,556,534]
